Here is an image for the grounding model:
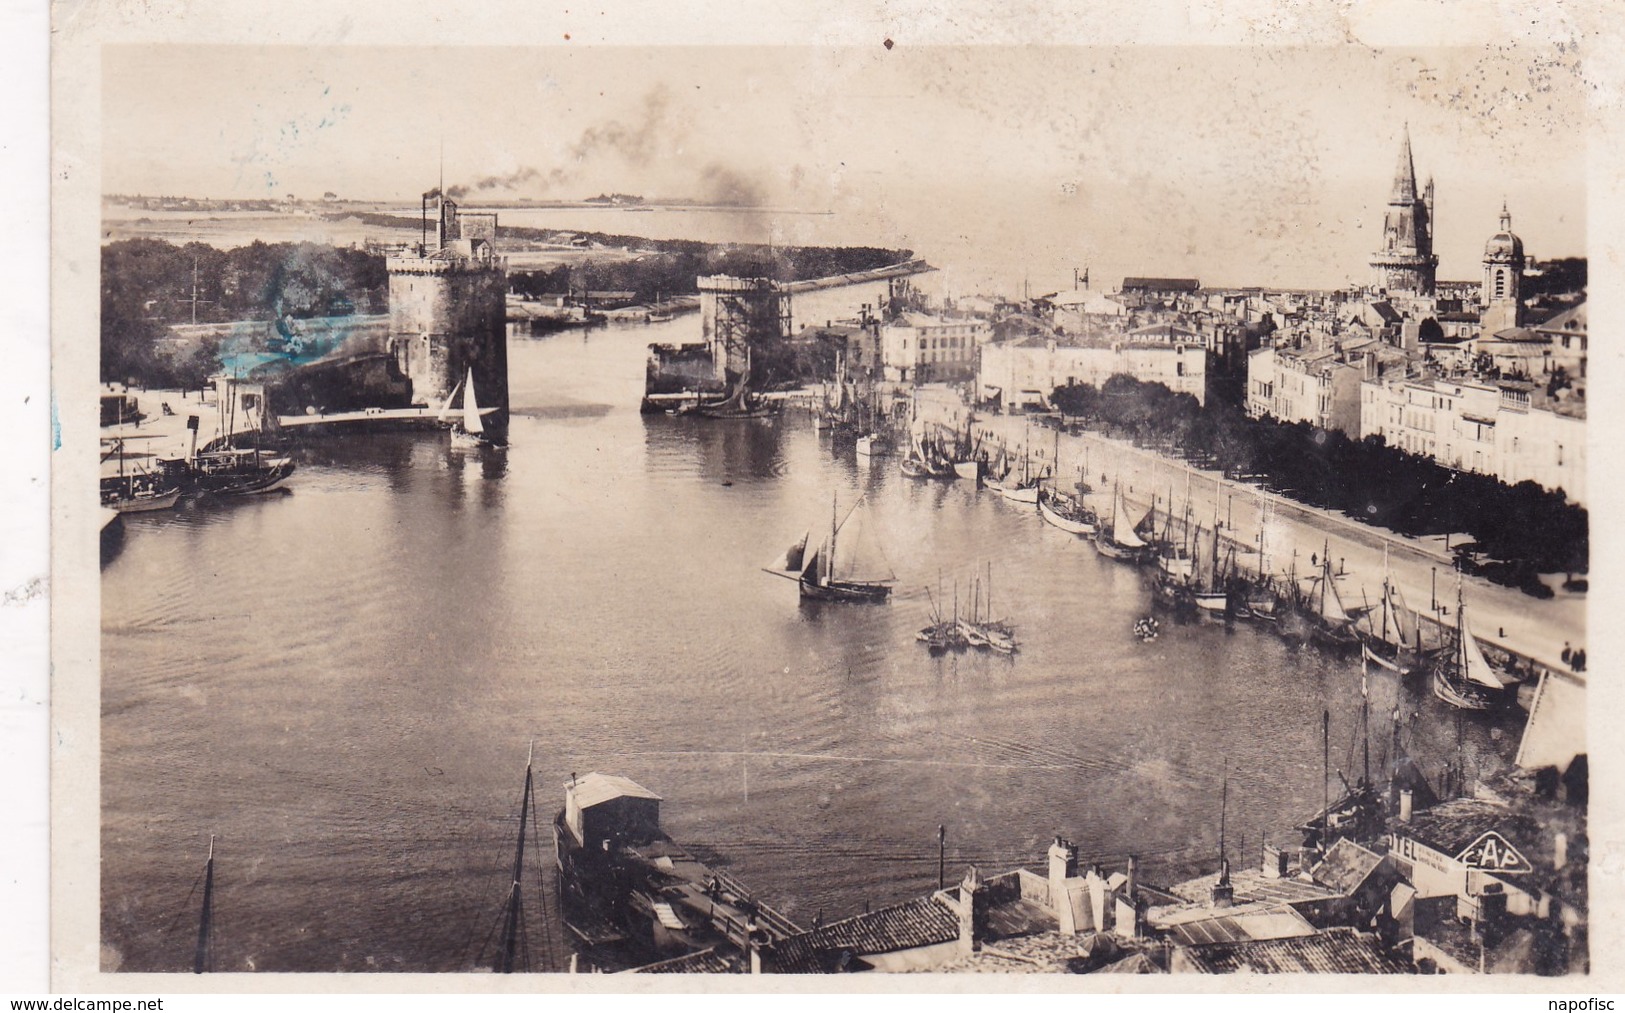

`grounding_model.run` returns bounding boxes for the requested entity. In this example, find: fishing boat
[958,564,1019,654]
[646,290,674,323]
[189,447,296,496]
[1095,484,1152,563]
[1037,485,1097,536]
[900,423,954,479]
[1431,581,1518,711]
[855,432,890,458]
[696,352,775,420]
[984,422,1042,504]
[764,493,896,603]
[99,435,183,512]
[1358,548,1425,674]
[1190,526,1231,615]
[953,459,981,482]
[1306,548,1361,651]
